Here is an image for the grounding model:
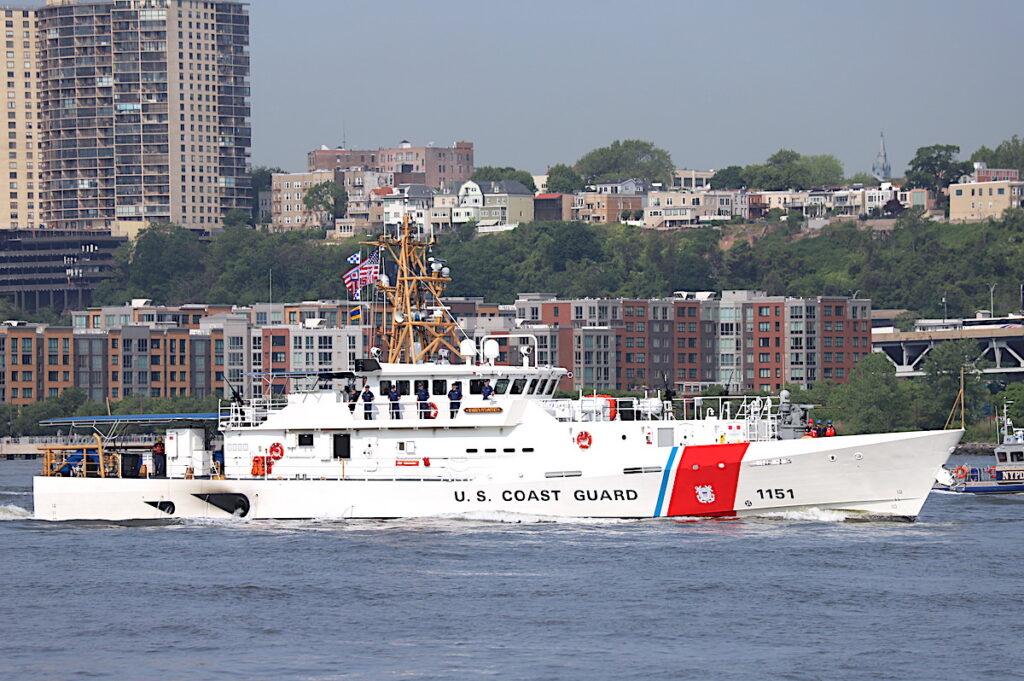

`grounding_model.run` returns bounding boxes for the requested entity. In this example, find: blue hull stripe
[654,446,679,517]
